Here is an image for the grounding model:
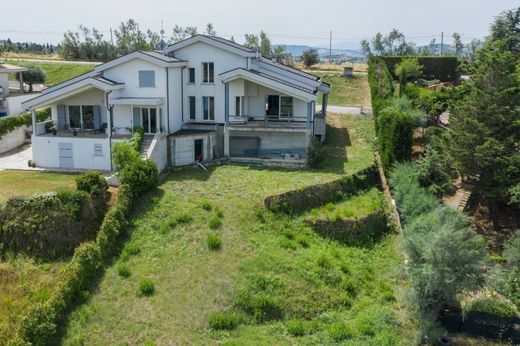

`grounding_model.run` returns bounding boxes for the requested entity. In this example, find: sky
[1,0,518,48]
